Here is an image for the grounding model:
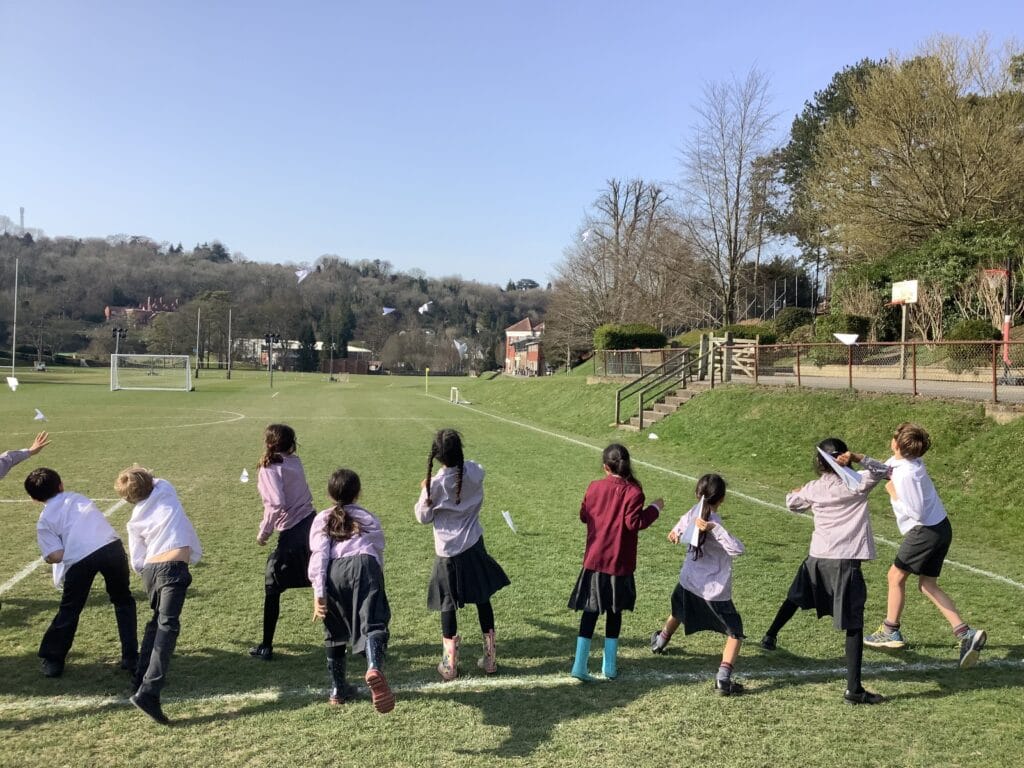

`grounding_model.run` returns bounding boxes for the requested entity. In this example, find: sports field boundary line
[1,657,1019,715]
[431,395,1024,592]
[0,500,127,596]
